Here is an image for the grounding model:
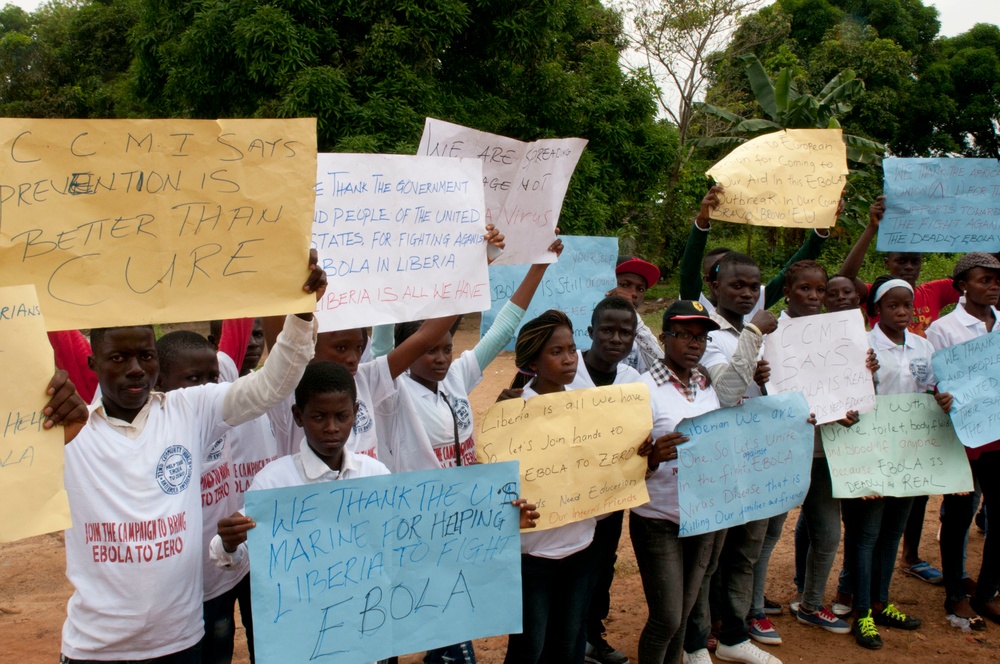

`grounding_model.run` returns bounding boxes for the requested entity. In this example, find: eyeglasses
[663,330,712,344]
